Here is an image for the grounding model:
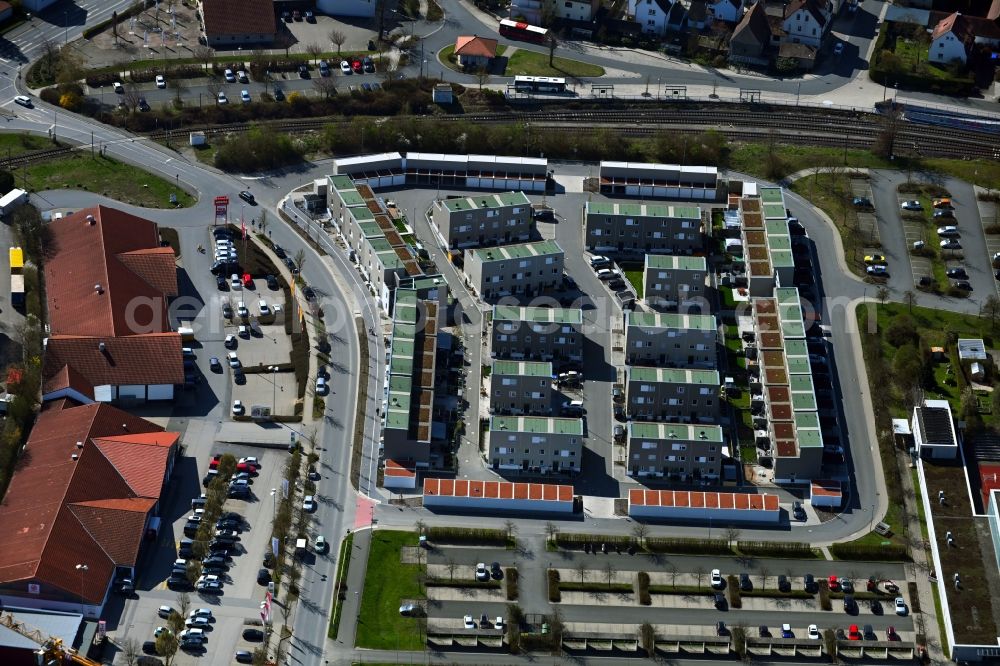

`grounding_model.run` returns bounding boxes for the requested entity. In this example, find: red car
[827,575,840,592]
[848,624,861,641]
[209,455,222,470]
[236,462,253,473]
[351,60,363,73]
